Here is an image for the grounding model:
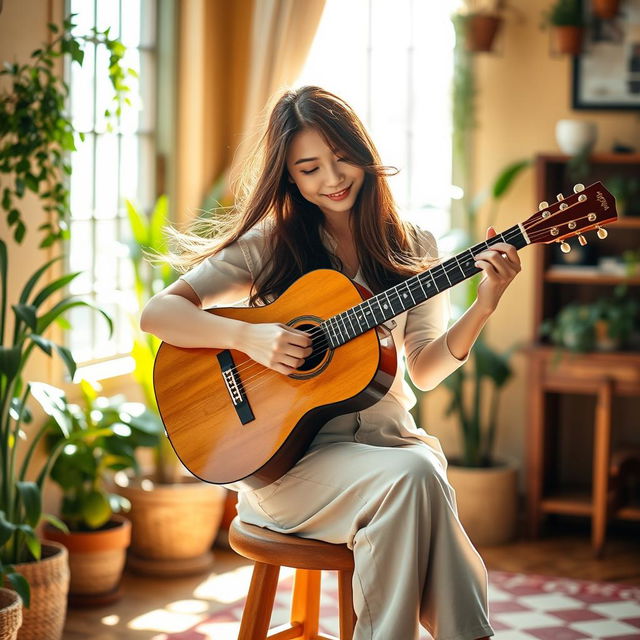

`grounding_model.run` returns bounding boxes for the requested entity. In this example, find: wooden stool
[229,517,356,640]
